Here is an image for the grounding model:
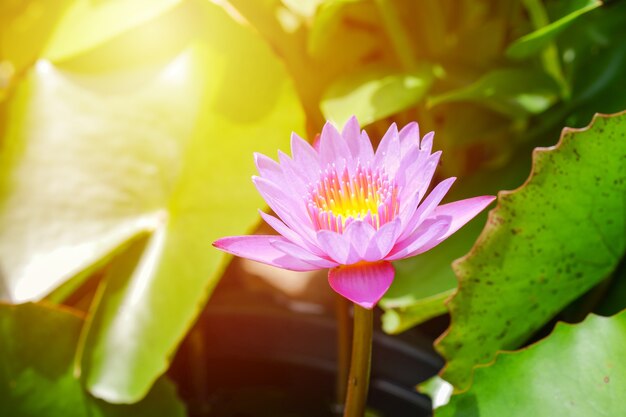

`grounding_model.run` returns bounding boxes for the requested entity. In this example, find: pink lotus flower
[213,117,495,309]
